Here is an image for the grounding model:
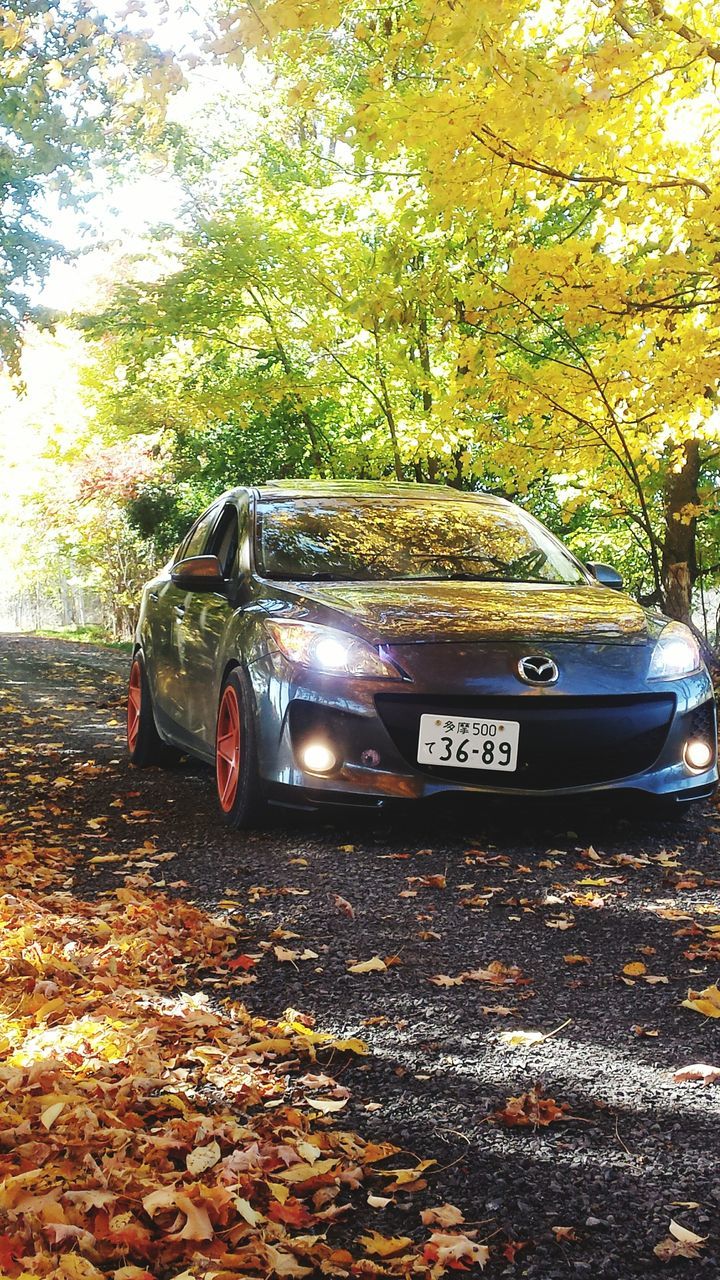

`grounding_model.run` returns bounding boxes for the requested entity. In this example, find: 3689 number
[438,736,513,767]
